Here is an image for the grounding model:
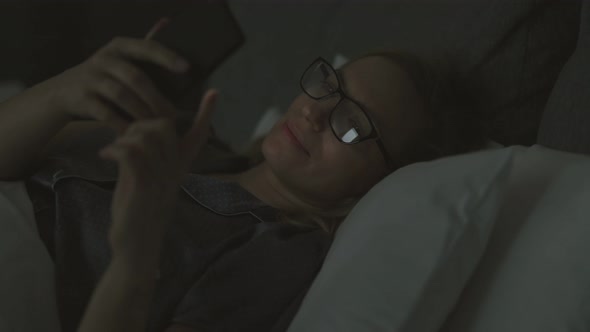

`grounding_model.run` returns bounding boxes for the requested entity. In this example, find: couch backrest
[537,0,590,156]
